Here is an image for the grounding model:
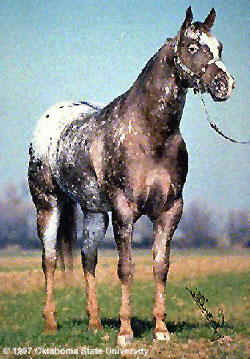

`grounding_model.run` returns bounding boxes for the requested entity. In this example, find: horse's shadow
[64,317,199,338]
